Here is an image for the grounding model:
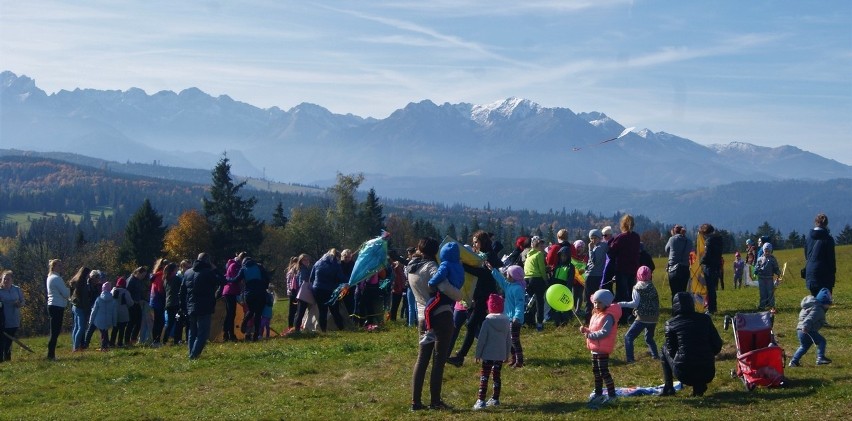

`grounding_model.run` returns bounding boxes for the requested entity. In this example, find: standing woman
[124,266,149,345]
[665,225,693,296]
[149,258,168,344]
[409,237,462,410]
[284,256,299,332]
[68,266,92,352]
[292,254,314,333]
[222,252,245,342]
[0,270,25,362]
[447,230,500,366]
[607,215,641,324]
[46,259,70,360]
[162,262,183,345]
[805,213,836,296]
[309,249,347,332]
